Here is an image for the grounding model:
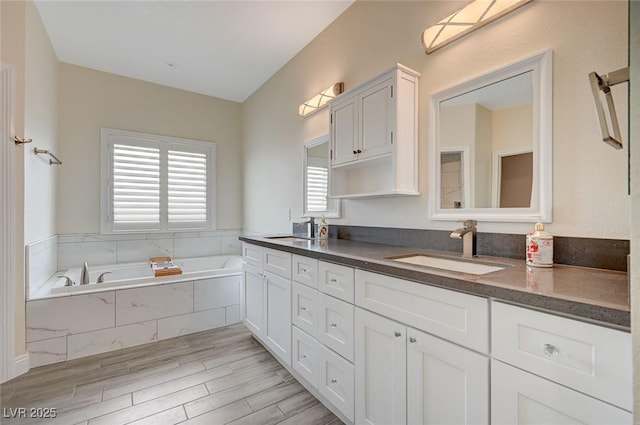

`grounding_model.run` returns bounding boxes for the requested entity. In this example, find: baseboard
[13,352,30,378]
